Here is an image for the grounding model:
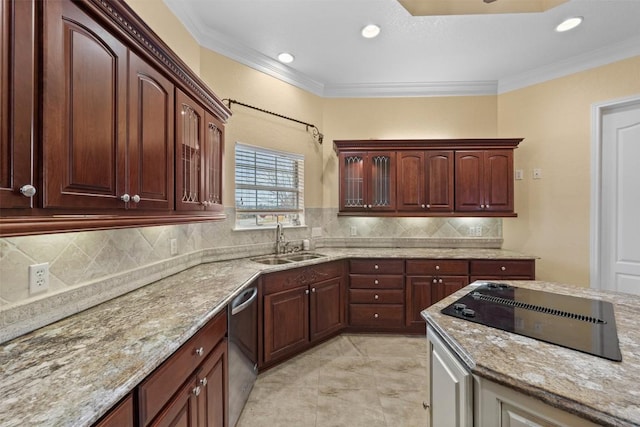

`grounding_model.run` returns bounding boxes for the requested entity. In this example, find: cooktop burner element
[441,283,622,361]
